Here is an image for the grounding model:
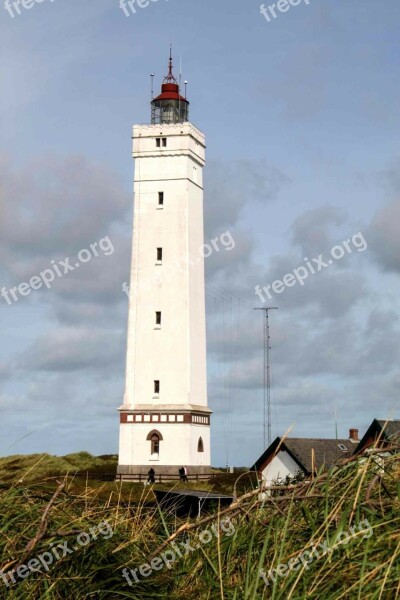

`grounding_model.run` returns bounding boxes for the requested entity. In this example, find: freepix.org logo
[119,0,163,18]
[4,0,55,19]
[122,517,235,586]
[259,519,373,586]
[122,230,235,299]
[255,232,367,303]
[0,520,113,588]
[260,0,311,24]
[1,236,114,306]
